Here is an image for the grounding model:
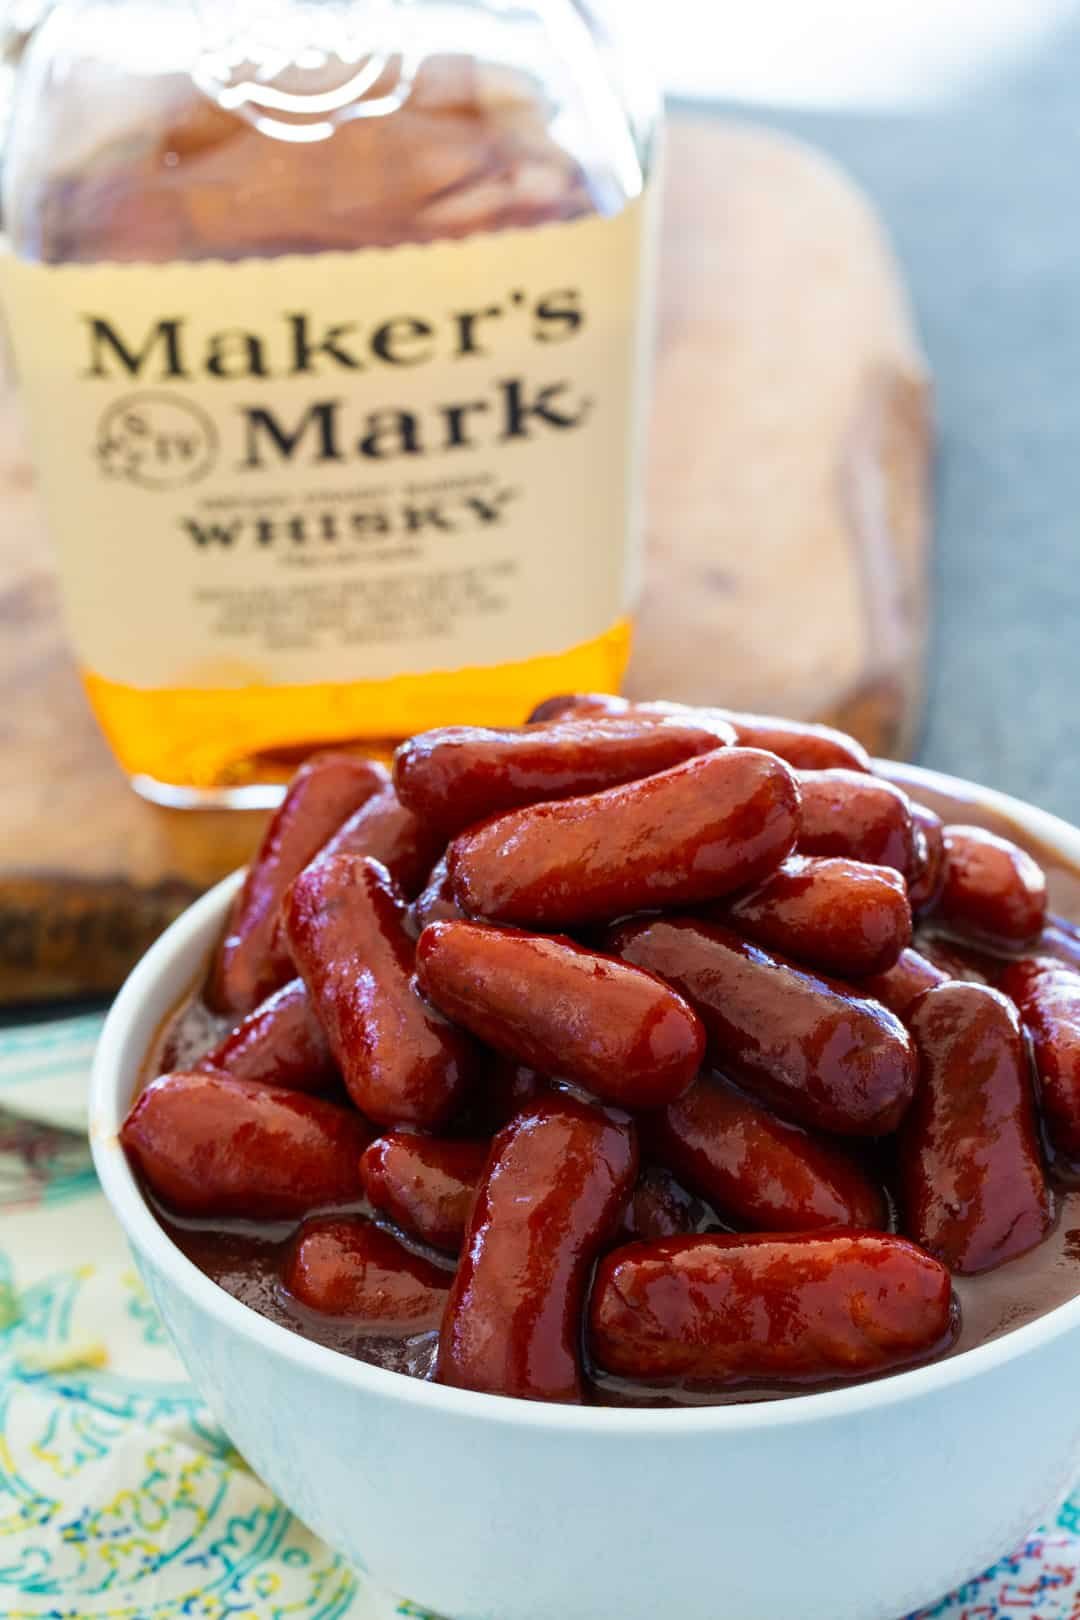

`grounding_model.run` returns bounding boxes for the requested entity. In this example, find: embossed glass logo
[192,0,418,141]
